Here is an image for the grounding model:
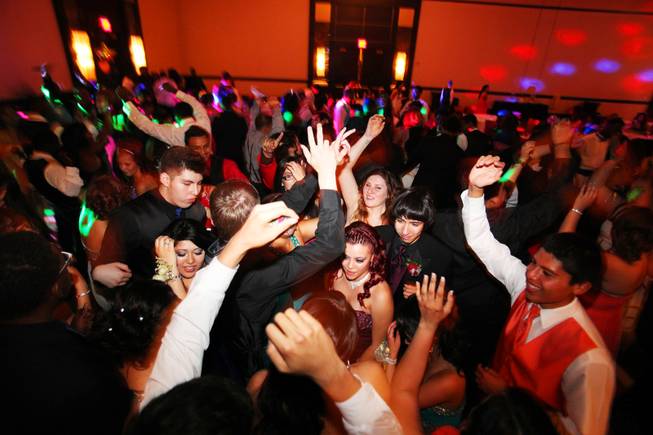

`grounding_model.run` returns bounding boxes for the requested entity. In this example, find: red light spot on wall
[555,29,587,46]
[480,65,507,82]
[622,75,647,94]
[622,36,653,59]
[618,23,644,36]
[510,45,537,60]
